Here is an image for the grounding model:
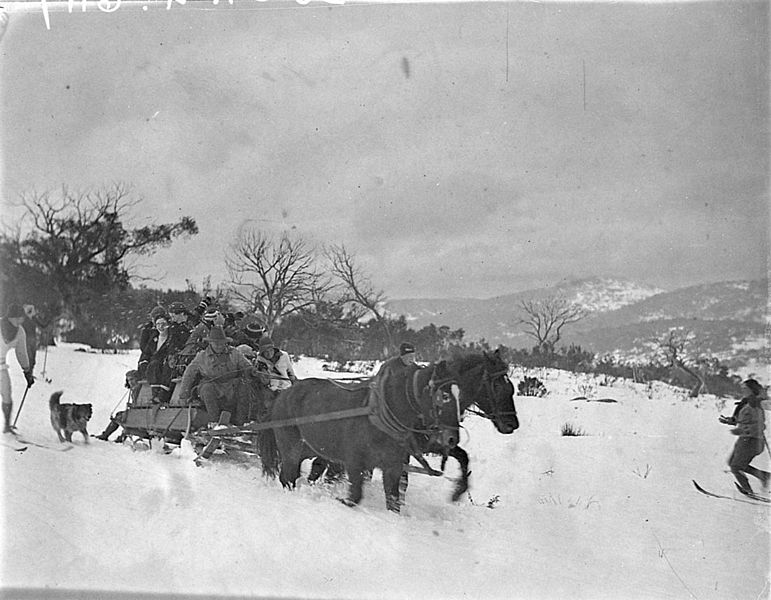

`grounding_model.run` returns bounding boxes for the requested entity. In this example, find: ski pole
[12,384,31,428]
[41,344,50,383]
